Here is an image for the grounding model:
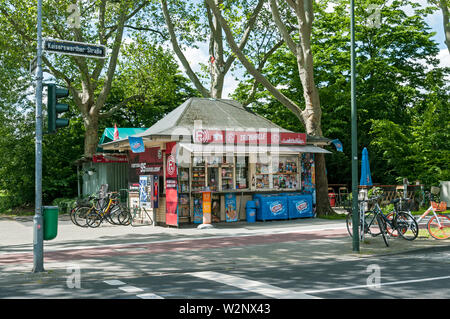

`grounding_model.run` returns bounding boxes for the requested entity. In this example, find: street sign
[30,56,37,74]
[43,38,106,59]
